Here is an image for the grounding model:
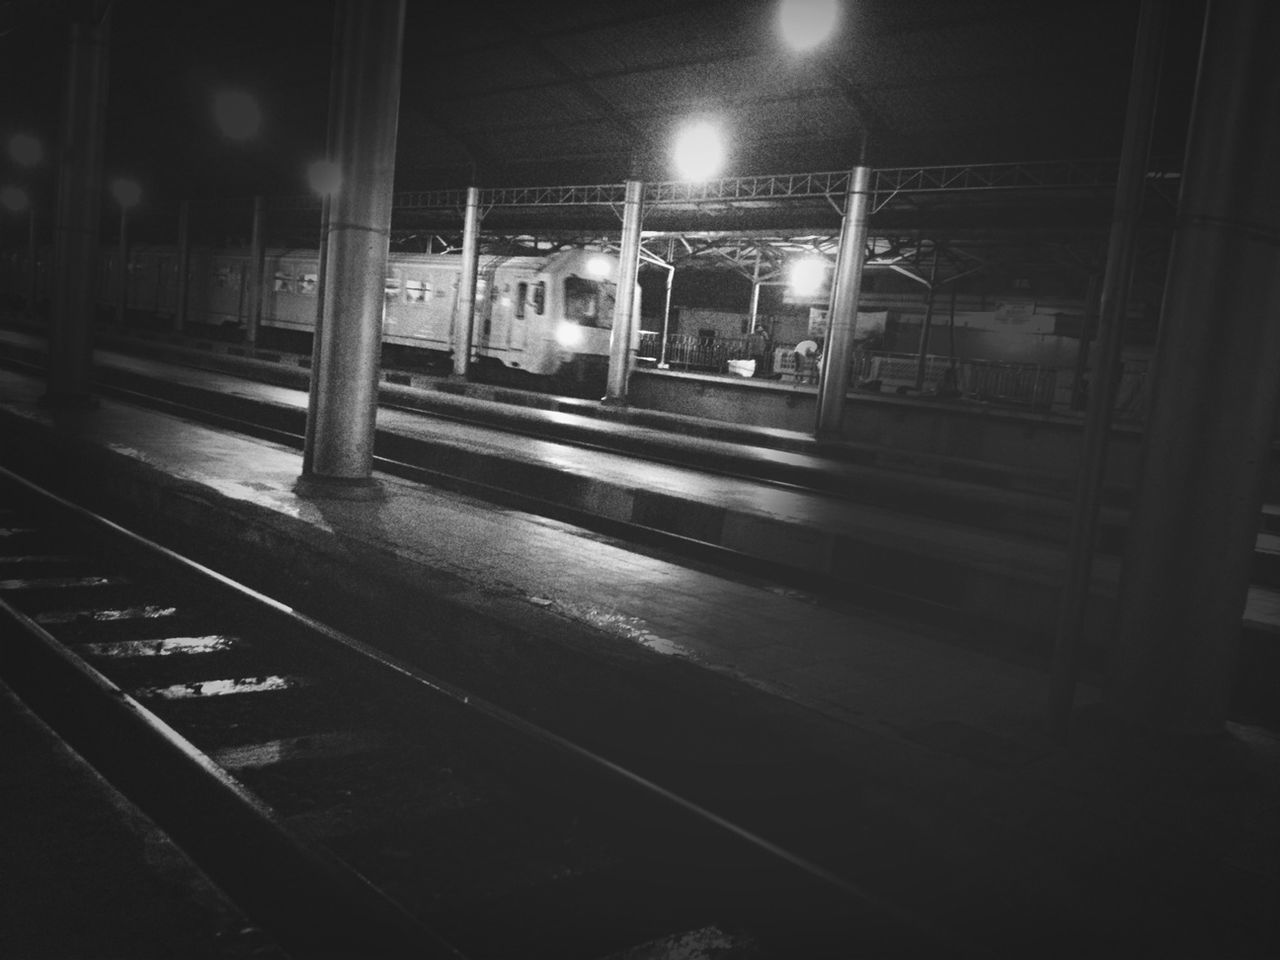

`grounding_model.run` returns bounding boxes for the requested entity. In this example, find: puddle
[136,675,303,700]
[81,635,238,658]
[35,605,180,625]
[0,575,128,591]
[212,731,380,770]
